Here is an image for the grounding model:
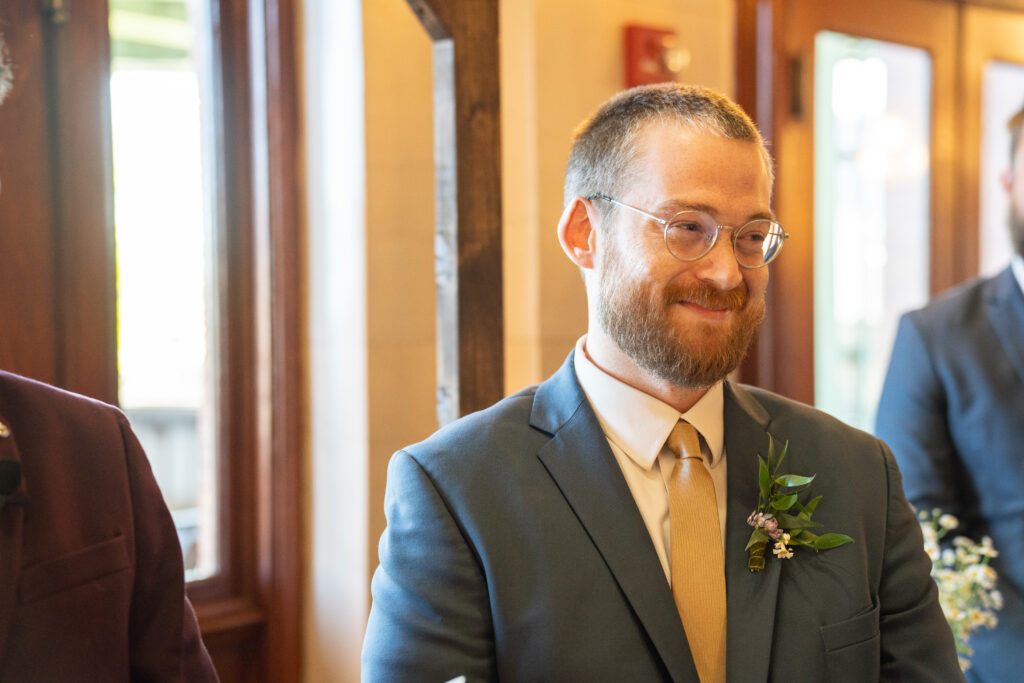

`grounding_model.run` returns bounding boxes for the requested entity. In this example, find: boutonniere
[745,436,853,572]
